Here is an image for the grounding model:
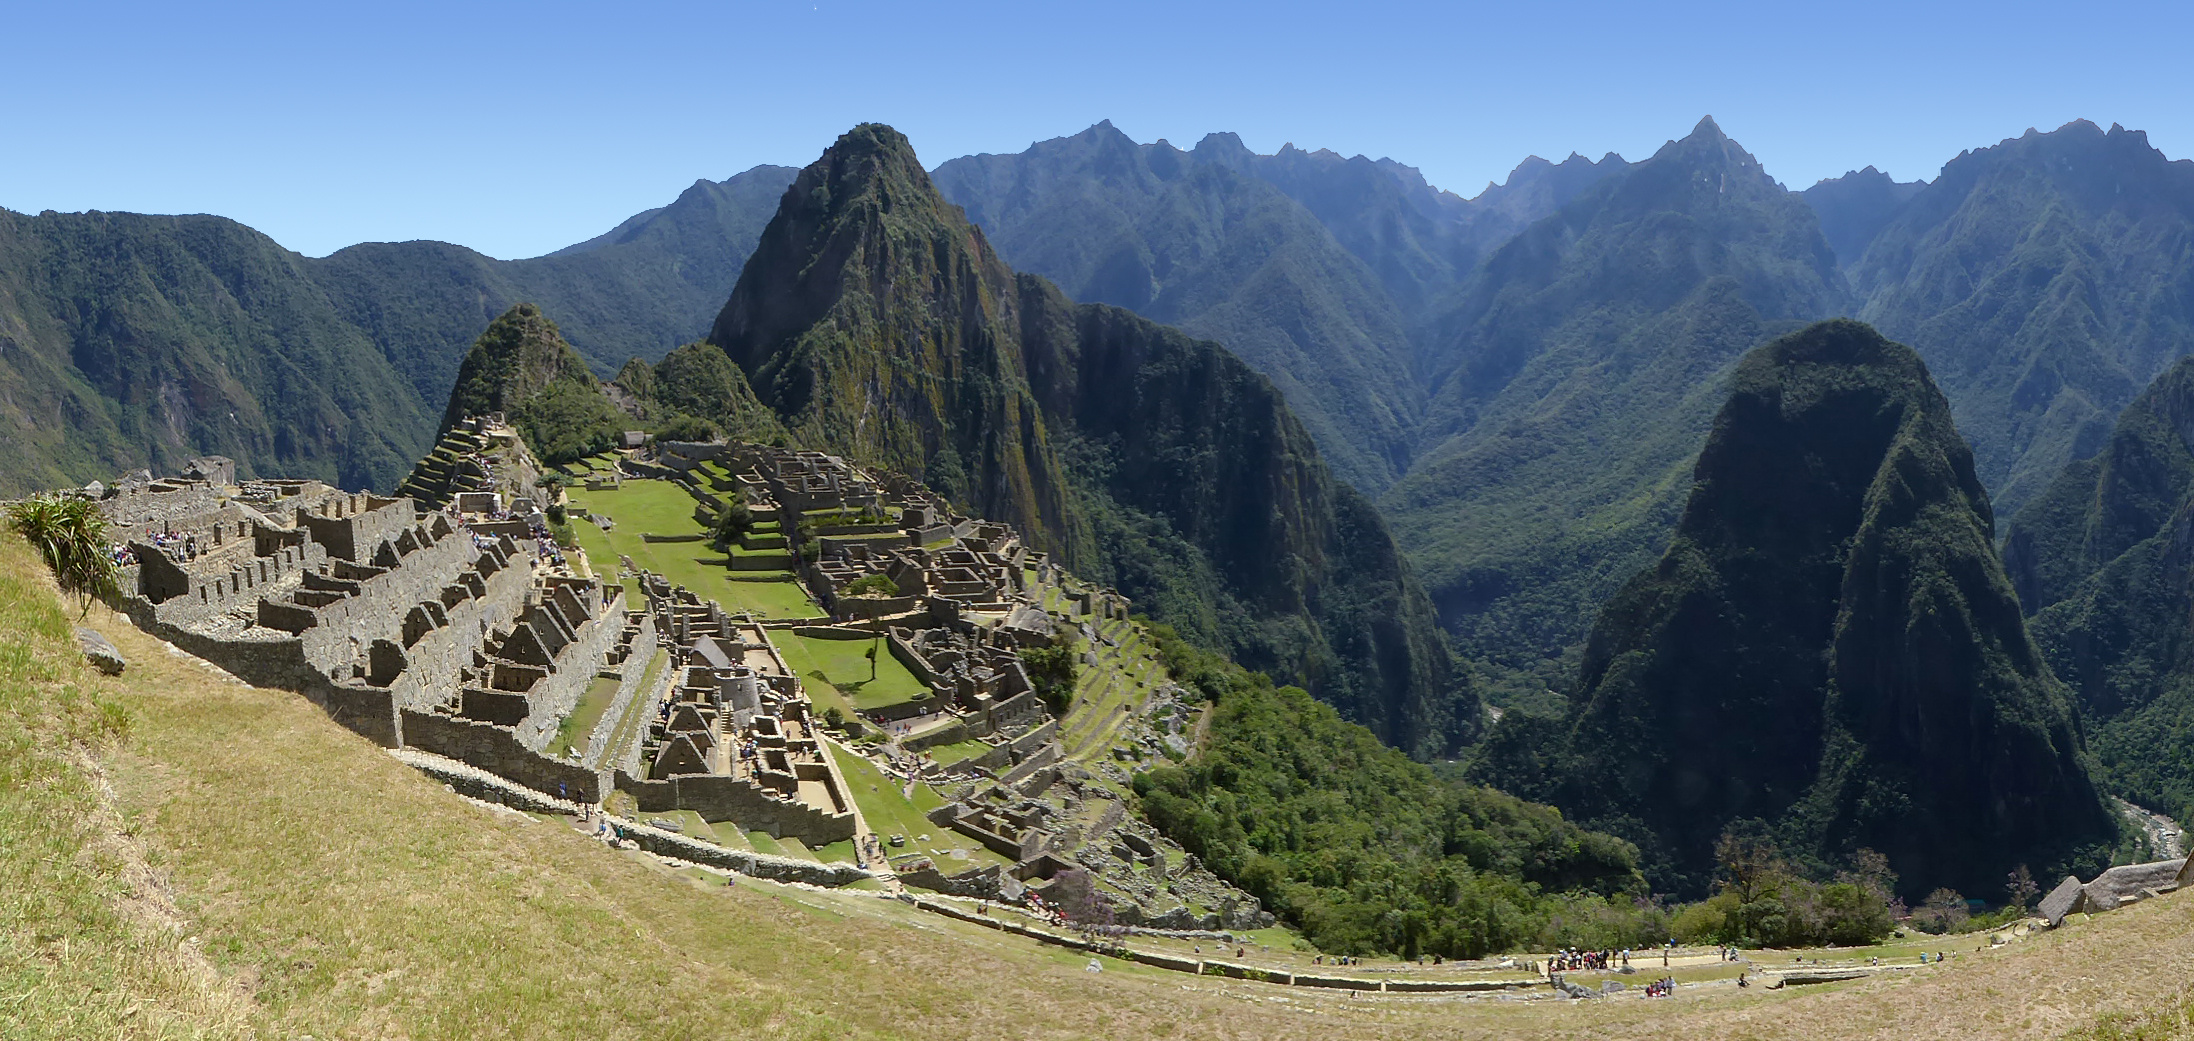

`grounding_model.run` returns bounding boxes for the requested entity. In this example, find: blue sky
[7,0,2188,259]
